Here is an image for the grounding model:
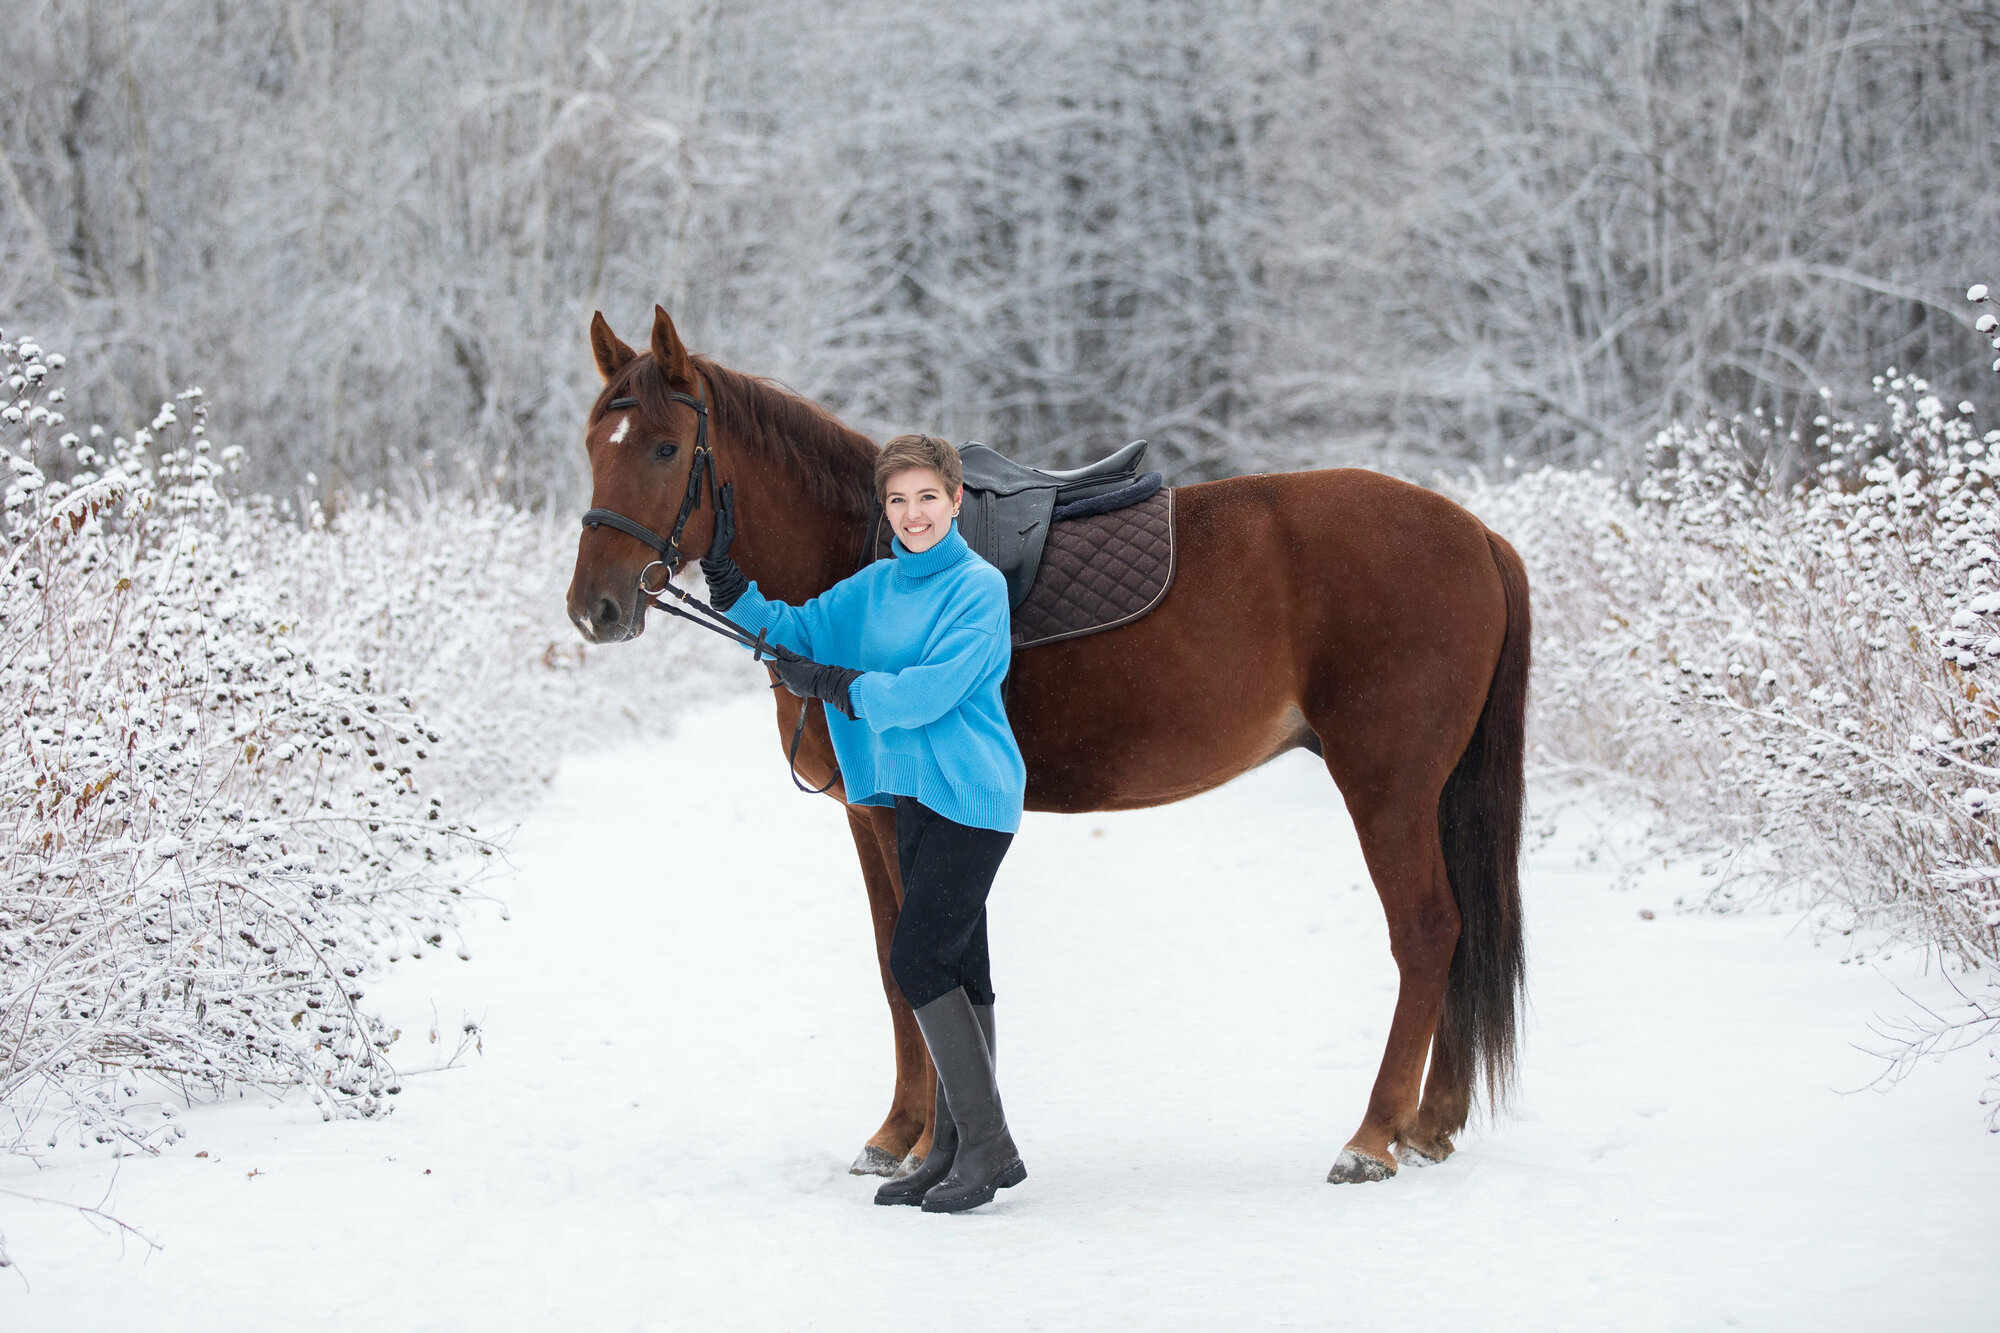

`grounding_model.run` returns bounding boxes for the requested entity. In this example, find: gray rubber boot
[873,1004,994,1207]
[913,990,1025,1213]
